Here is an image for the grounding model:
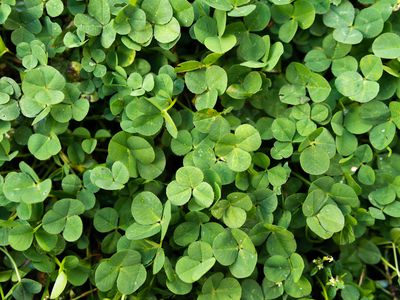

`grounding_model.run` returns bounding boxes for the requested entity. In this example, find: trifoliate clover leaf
[42,198,85,242]
[95,250,146,295]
